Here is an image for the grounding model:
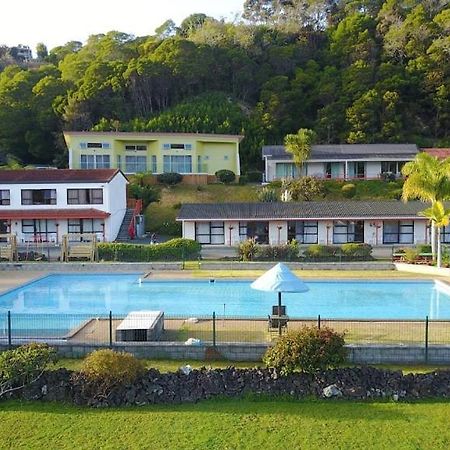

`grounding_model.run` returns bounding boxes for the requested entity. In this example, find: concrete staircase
[115,209,134,242]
